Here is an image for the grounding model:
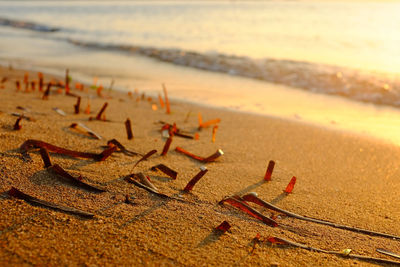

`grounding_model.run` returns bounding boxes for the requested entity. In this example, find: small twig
[107,139,141,157]
[13,116,22,130]
[39,148,52,168]
[132,149,157,170]
[74,96,81,114]
[175,147,224,163]
[376,248,400,259]
[264,160,275,181]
